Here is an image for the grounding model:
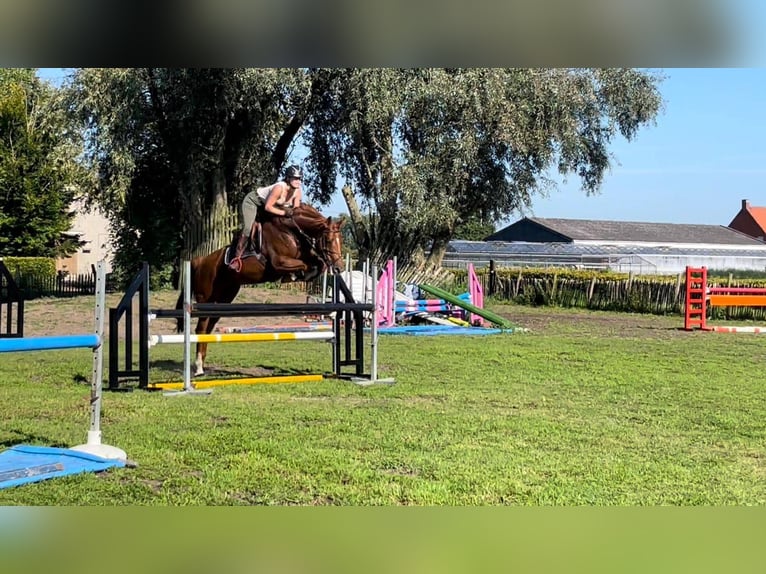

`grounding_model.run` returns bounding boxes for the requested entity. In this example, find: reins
[291,219,341,272]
